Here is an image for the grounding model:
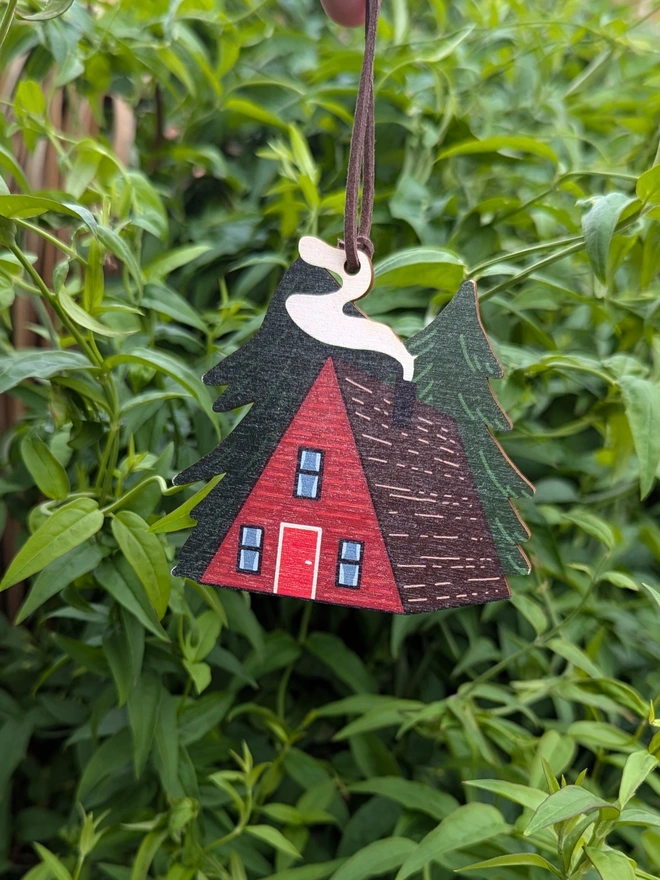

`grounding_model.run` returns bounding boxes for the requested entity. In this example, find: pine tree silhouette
[173,258,398,582]
[407,280,533,575]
